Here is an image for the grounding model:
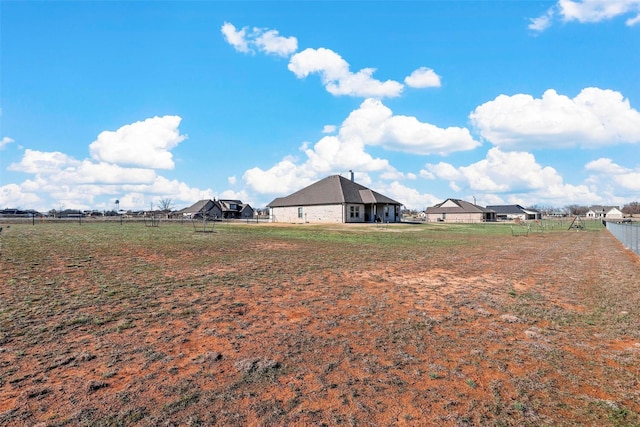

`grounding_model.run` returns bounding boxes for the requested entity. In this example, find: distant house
[216,199,255,219]
[57,209,85,218]
[0,208,43,218]
[176,199,254,220]
[267,174,402,224]
[425,198,496,223]
[486,205,542,221]
[176,199,216,219]
[549,208,569,218]
[586,206,623,220]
